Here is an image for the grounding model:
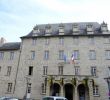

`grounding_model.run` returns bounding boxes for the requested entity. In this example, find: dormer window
[101,21,108,34]
[45,24,51,35]
[59,23,64,35]
[32,25,40,36]
[86,24,93,34]
[72,23,79,34]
